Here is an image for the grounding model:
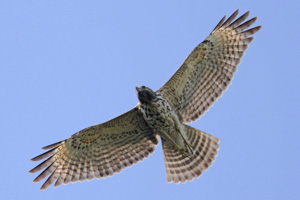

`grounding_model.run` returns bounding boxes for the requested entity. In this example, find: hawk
[29,9,261,190]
